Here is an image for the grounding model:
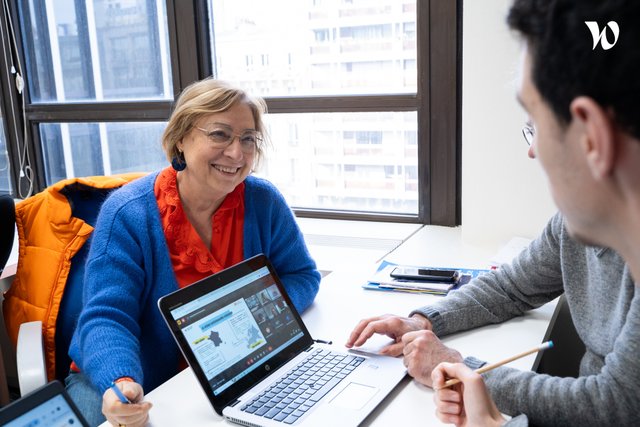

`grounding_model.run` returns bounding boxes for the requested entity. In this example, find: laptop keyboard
[240,349,365,424]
